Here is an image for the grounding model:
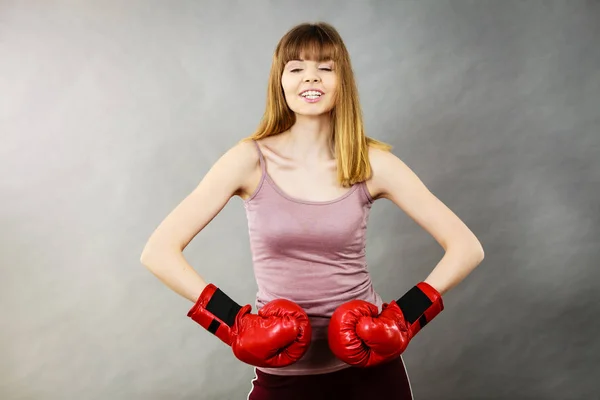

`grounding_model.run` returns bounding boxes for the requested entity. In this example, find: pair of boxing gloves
[187,282,444,368]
